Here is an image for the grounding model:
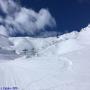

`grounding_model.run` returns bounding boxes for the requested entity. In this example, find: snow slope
[0,25,90,90]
